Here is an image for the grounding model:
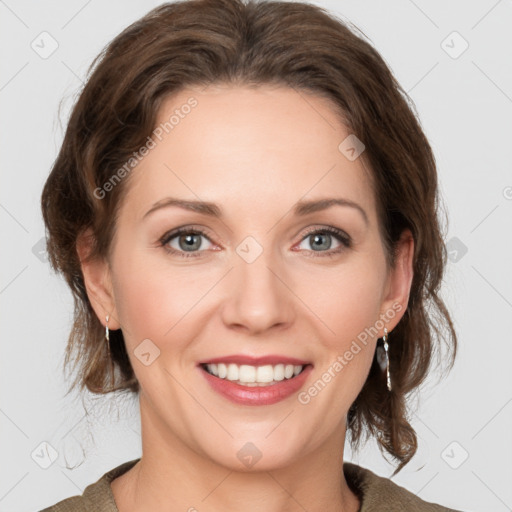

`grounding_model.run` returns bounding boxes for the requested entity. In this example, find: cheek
[110,250,207,396]
[110,245,184,342]
[295,264,385,415]
[301,259,386,342]
[111,243,223,351]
